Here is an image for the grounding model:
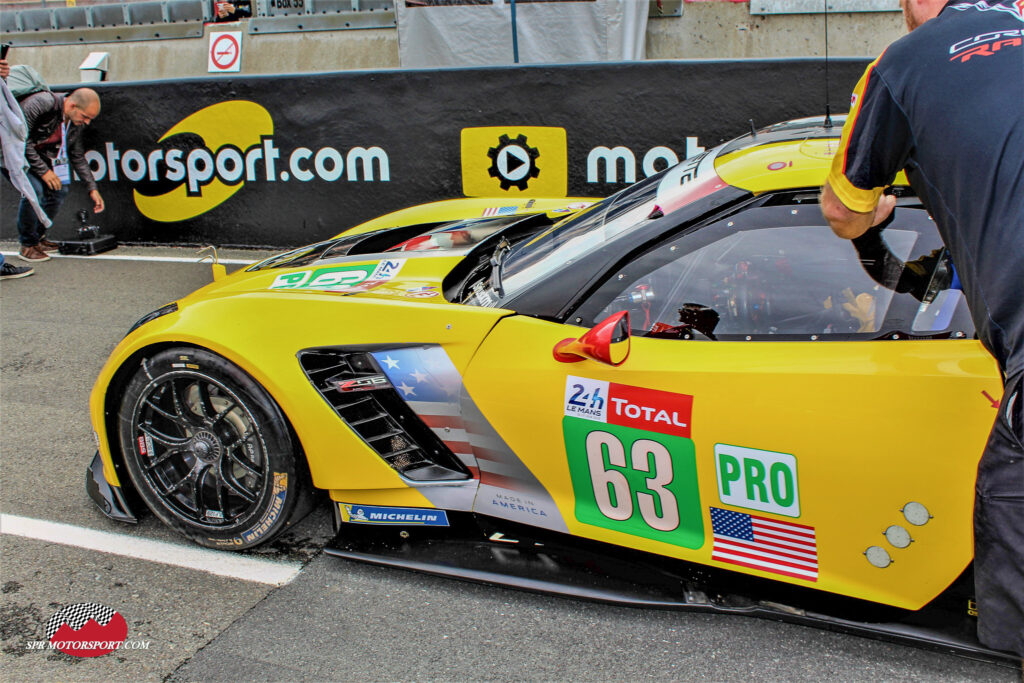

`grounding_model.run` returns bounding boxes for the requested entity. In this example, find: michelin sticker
[340,503,450,526]
[269,259,405,293]
[715,443,800,517]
